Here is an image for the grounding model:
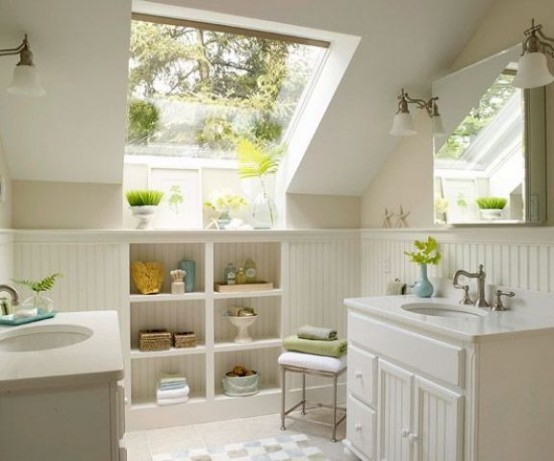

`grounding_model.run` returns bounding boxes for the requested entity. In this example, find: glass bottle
[21,292,54,313]
[244,258,257,283]
[236,267,247,284]
[252,187,277,229]
[224,262,237,285]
